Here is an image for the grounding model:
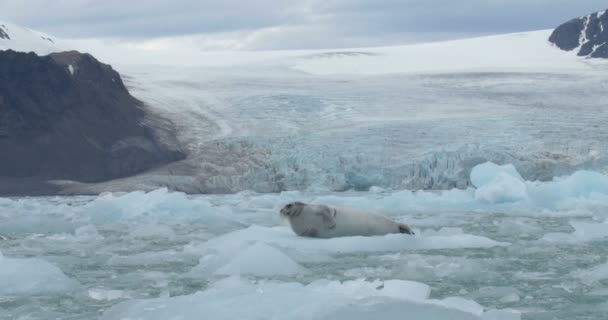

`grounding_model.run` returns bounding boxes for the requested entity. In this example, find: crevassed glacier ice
[62,68,608,195]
